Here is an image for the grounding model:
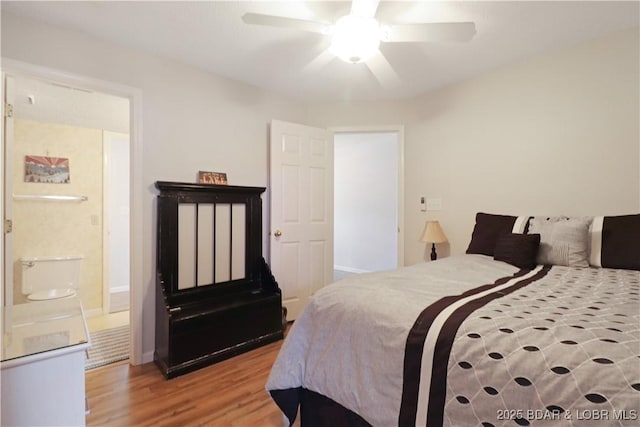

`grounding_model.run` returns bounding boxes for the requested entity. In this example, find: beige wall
[12,119,103,310]
[404,27,639,264]
[309,28,640,265]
